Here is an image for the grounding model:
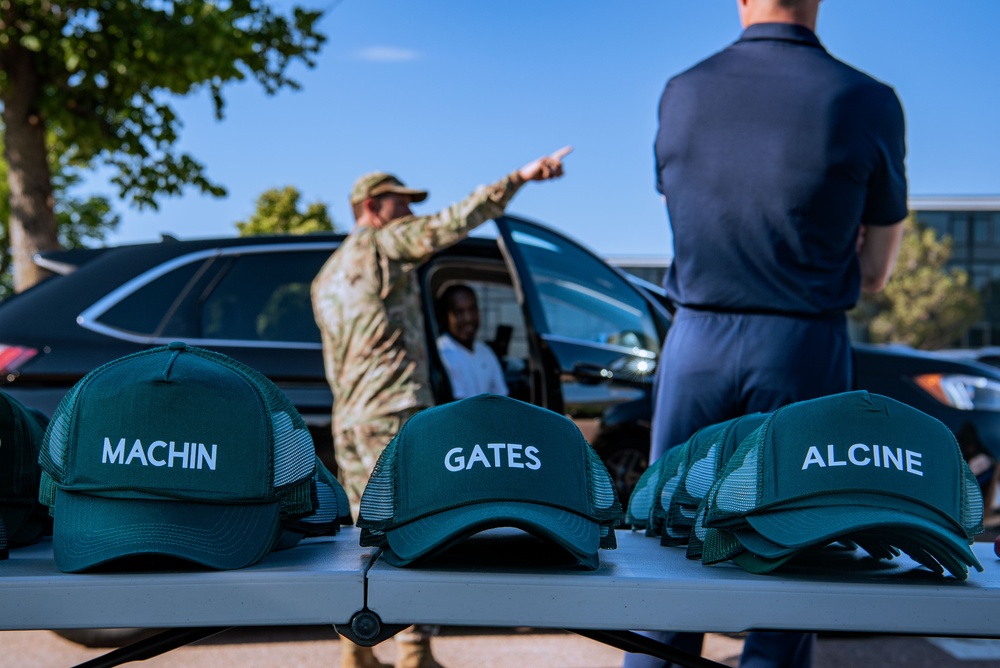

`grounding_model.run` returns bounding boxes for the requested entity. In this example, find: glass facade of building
[915,201,1000,346]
